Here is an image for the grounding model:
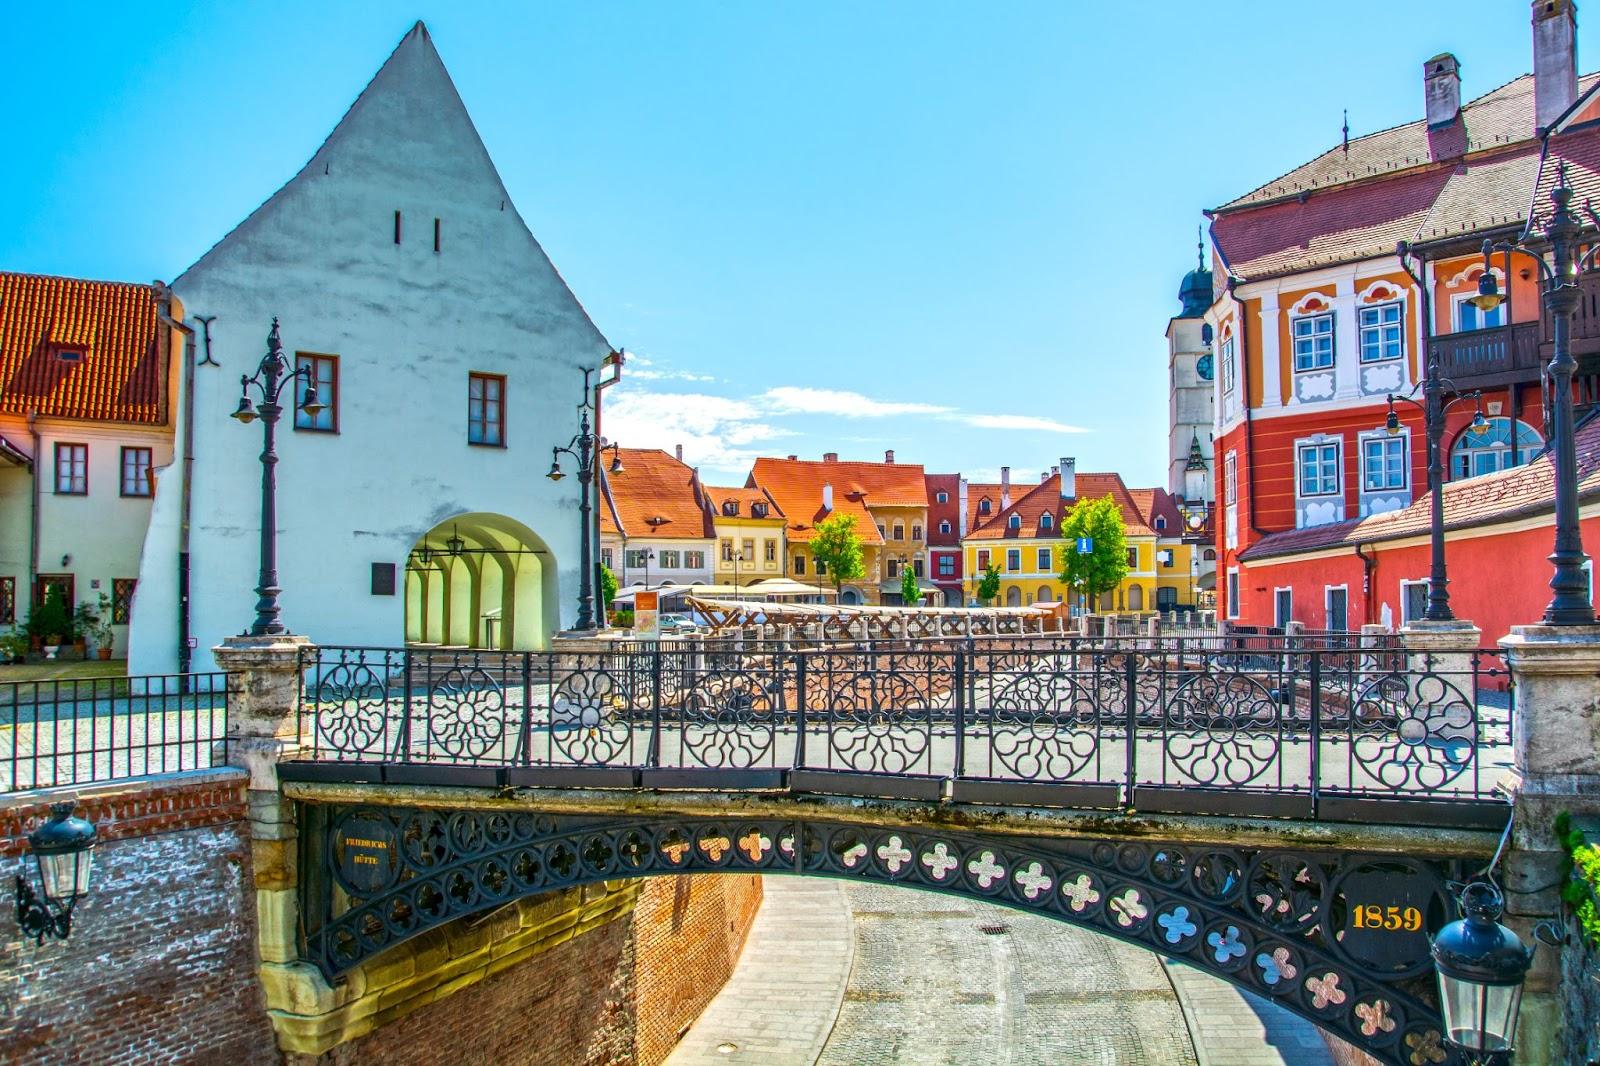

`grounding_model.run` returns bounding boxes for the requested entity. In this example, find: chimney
[1041,471,1050,484]
[822,483,834,512]
[1000,466,1011,510]
[675,443,684,462]
[823,452,838,463]
[1534,0,1579,131]
[884,449,895,464]
[1423,53,1461,128]
[787,454,798,461]
[1060,458,1076,500]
